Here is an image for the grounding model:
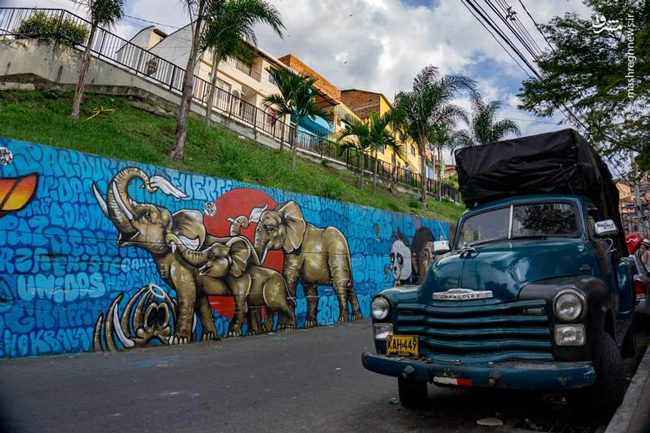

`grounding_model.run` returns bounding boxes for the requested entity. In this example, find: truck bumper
[361,352,596,391]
